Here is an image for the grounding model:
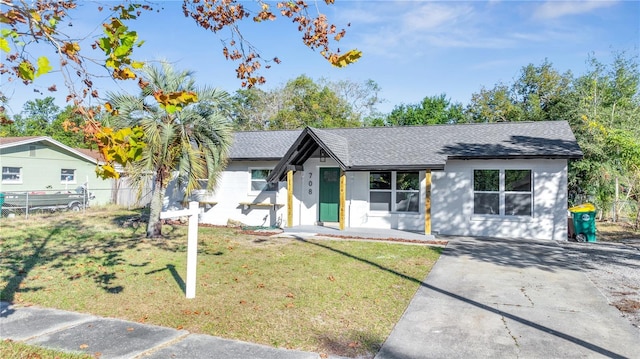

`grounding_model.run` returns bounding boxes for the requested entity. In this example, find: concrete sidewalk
[375,236,640,359]
[0,301,331,359]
